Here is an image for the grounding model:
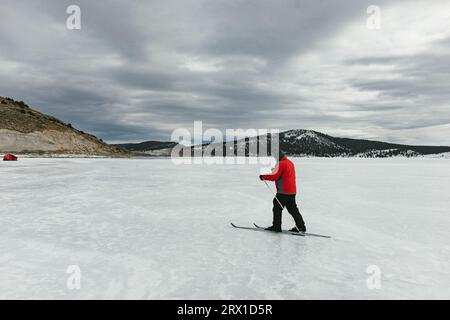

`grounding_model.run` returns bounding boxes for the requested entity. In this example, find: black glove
[259,175,264,181]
